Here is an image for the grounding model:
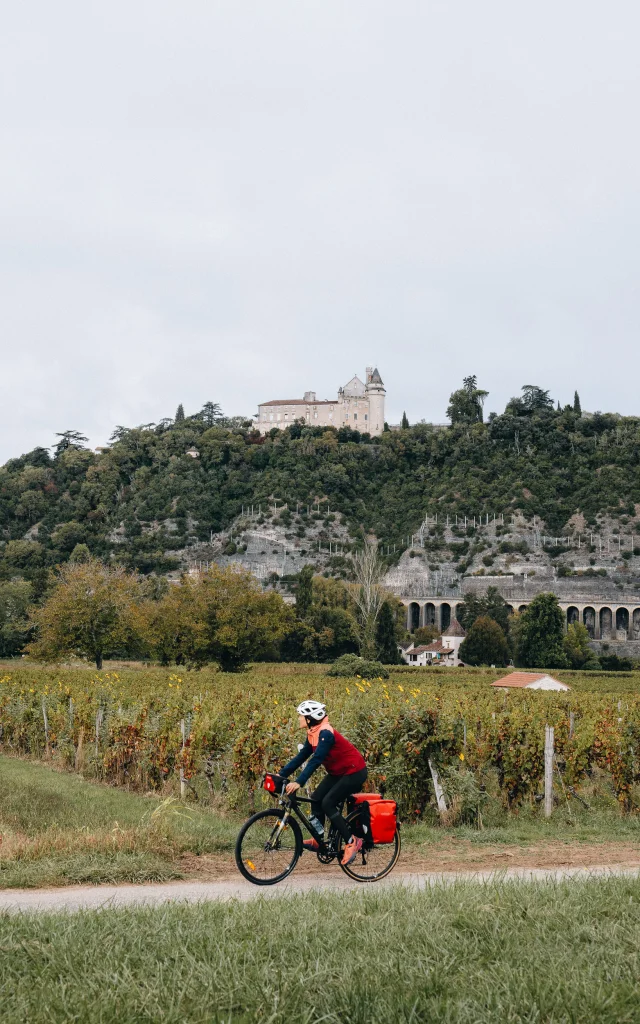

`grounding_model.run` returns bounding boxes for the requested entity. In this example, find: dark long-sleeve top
[280,730,336,786]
